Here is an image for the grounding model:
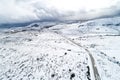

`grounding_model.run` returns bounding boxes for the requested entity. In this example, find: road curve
[49,30,101,80]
